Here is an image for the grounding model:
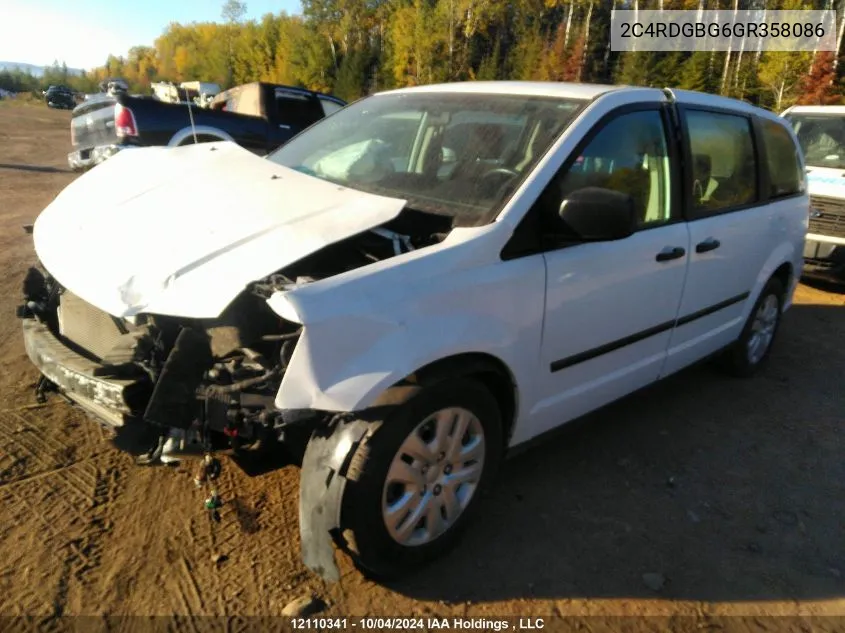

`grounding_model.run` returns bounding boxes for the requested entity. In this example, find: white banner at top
[610,10,837,52]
